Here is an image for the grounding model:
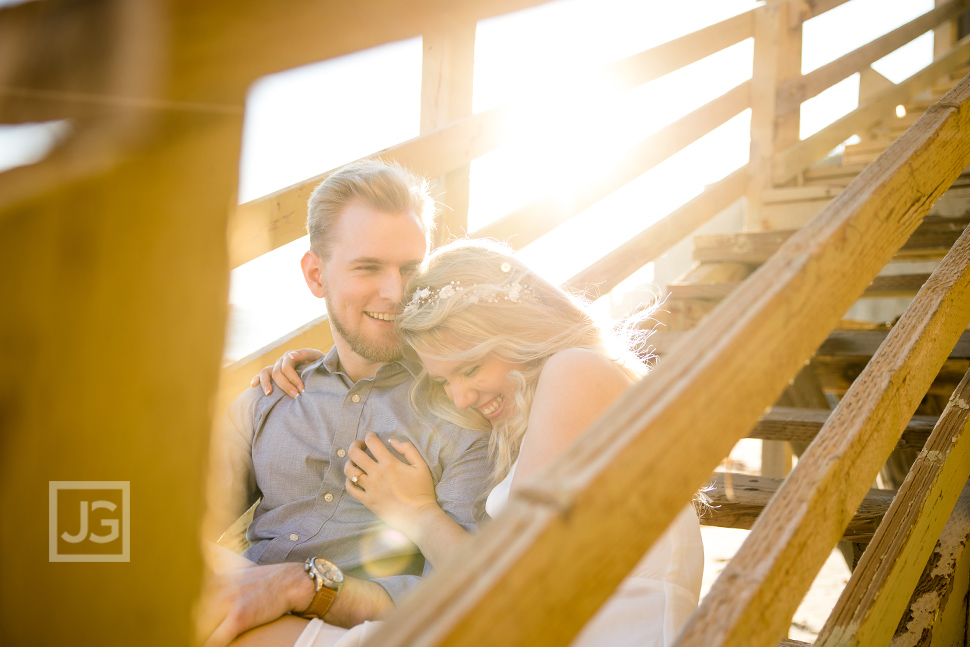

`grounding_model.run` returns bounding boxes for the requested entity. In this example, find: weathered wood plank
[667,272,932,301]
[705,472,895,542]
[814,369,970,647]
[567,166,748,298]
[693,215,970,264]
[361,53,970,647]
[651,330,970,361]
[475,81,751,250]
[421,23,476,245]
[751,407,937,451]
[675,129,970,647]
[746,0,802,229]
[773,39,970,185]
[890,482,970,646]
[777,0,970,115]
